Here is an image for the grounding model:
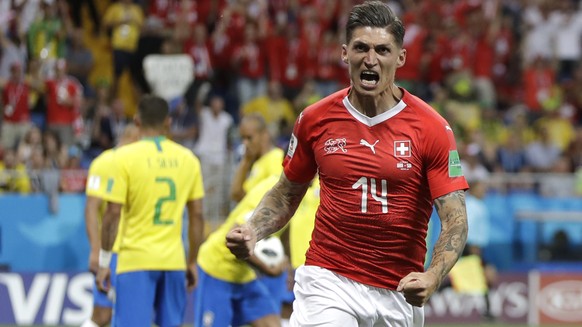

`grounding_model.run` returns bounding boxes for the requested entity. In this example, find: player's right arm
[186,198,204,291]
[226,173,309,259]
[96,201,122,293]
[84,195,102,274]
